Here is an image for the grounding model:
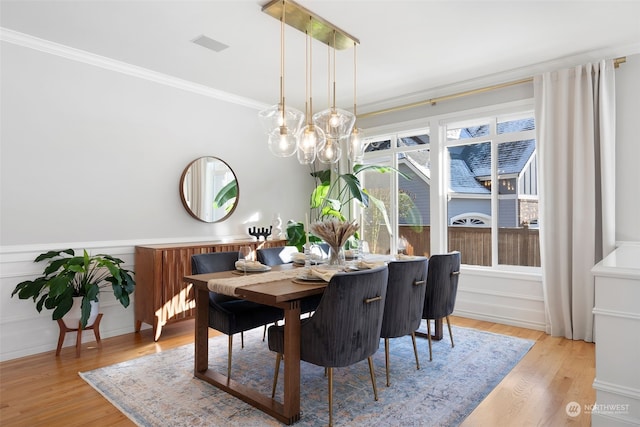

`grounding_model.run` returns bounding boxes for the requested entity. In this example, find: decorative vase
[328,245,346,267]
[63,296,99,329]
[269,213,283,240]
